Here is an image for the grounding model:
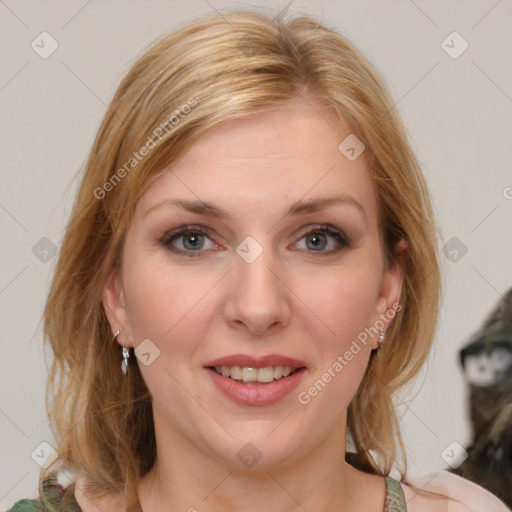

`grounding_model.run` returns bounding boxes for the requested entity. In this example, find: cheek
[121,249,217,342]
[120,256,217,399]
[296,254,382,349]
[296,266,378,413]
